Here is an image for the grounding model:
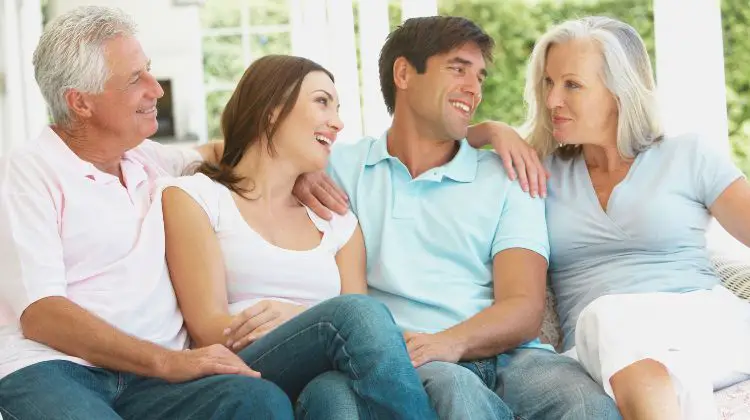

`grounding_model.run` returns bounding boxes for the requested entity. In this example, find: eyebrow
[447,57,488,78]
[129,59,152,79]
[312,89,340,108]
